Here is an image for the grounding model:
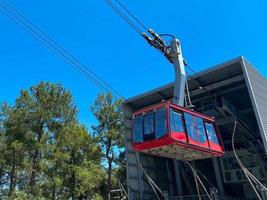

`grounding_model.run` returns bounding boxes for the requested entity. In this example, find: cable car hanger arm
[142,29,187,106]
